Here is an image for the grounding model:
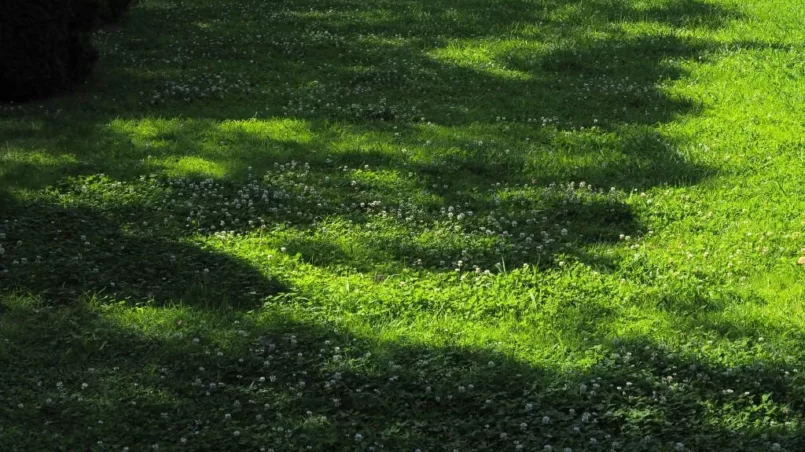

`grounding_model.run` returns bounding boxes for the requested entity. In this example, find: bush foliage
[0,0,133,102]
[100,0,135,24]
